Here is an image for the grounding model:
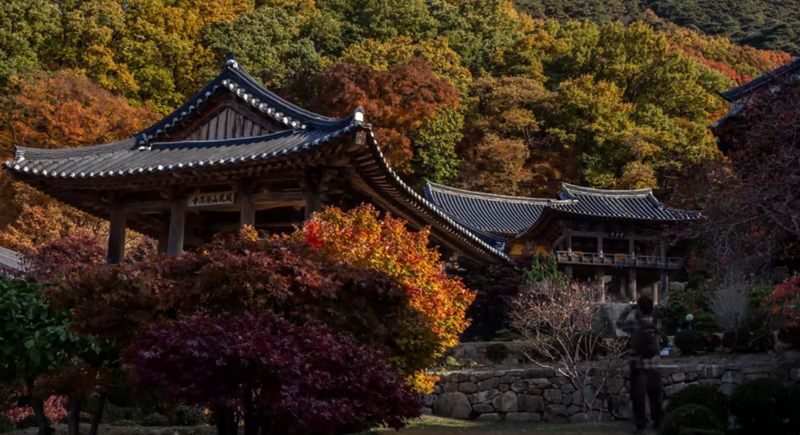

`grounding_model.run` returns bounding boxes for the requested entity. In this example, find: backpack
[631,311,659,359]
